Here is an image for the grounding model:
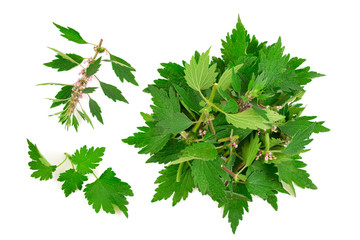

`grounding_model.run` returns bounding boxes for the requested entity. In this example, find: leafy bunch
[42,23,137,130]
[123,17,329,233]
[27,139,133,216]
